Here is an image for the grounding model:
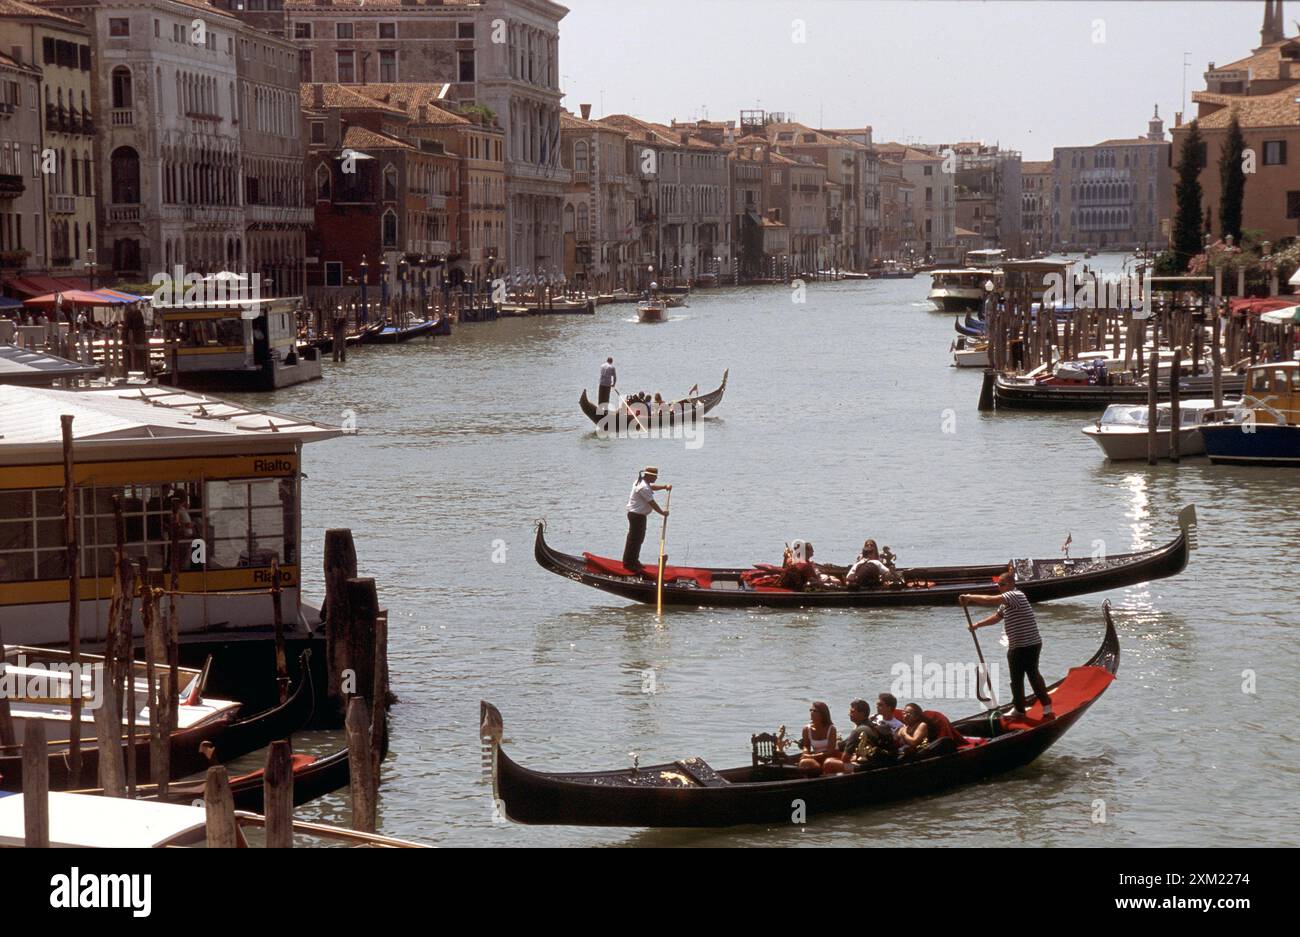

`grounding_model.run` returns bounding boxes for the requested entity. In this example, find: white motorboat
[927,269,989,312]
[1081,399,1237,460]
